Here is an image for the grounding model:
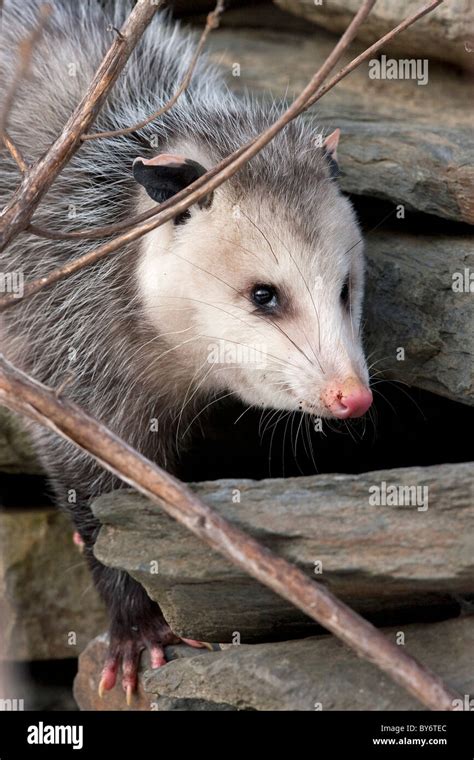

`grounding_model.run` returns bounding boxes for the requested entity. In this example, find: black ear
[132,153,213,222]
[322,128,340,180]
